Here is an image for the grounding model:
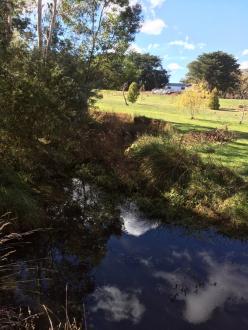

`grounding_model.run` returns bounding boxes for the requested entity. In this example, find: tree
[126,52,169,90]
[59,0,142,85]
[98,51,169,90]
[180,84,208,119]
[0,0,143,173]
[0,0,29,54]
[209,88,220,110]
[127,82,139,103]
[37,0,43,51]
[237,71,248,124]
[186,51,240,93]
